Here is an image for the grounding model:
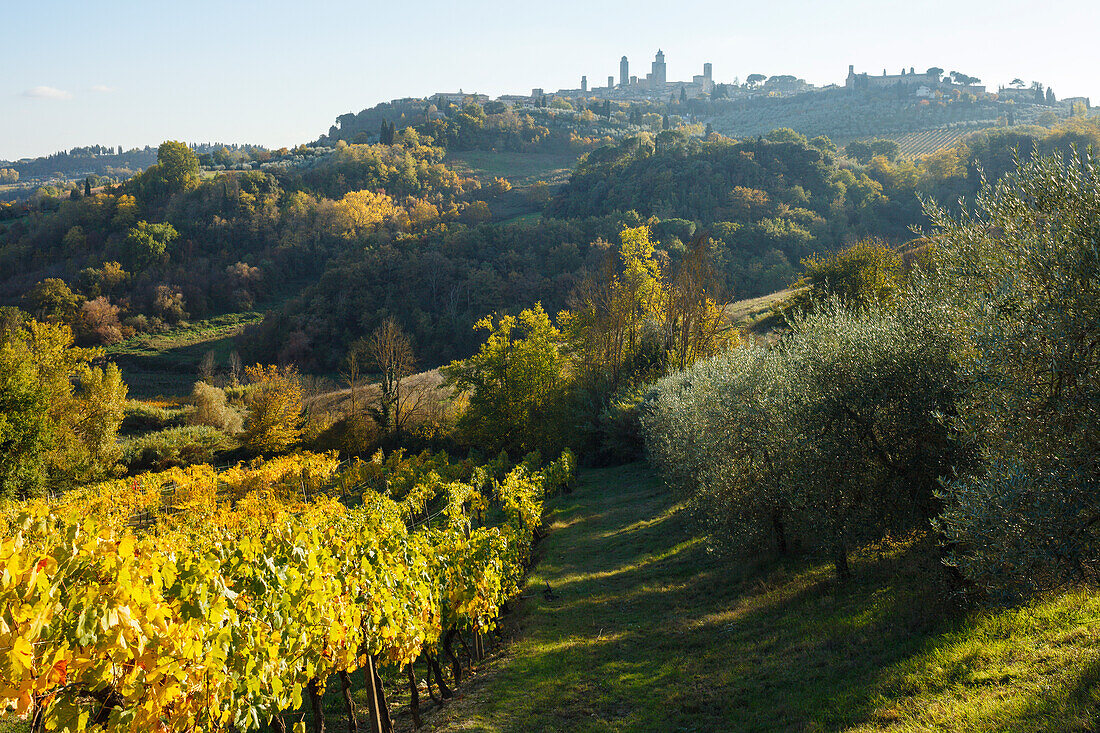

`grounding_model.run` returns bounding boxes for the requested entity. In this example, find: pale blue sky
[3,0,1097,160]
